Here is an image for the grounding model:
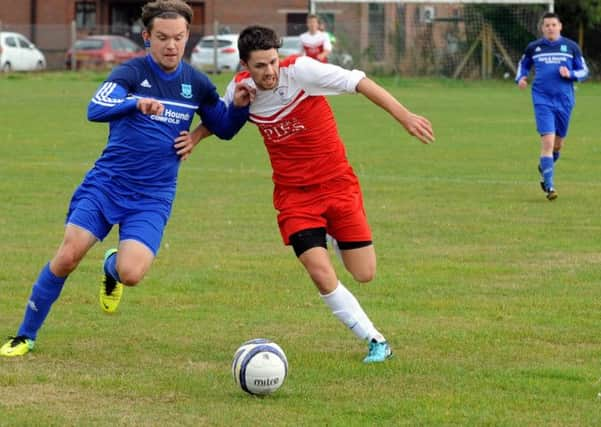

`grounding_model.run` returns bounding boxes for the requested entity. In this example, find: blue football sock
[17,263,66,340]
[553,151,561,163]
[540,156,554,190]
[104,251,121,282]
